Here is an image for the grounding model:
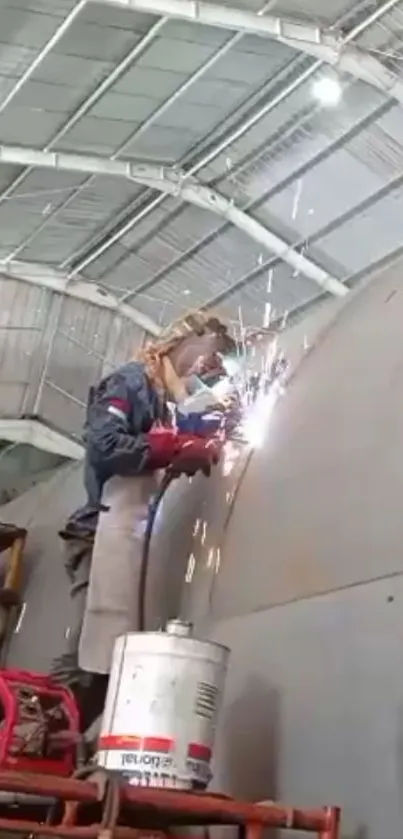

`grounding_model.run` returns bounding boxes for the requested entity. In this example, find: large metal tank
[181,258,403,839]
[2,258,403,837]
